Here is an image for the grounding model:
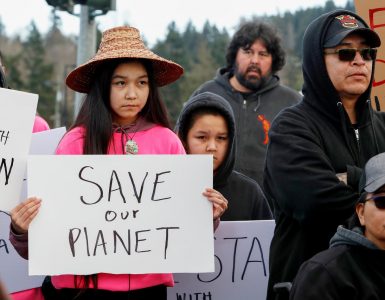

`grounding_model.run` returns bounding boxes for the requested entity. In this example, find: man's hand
[336,172,347,185]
